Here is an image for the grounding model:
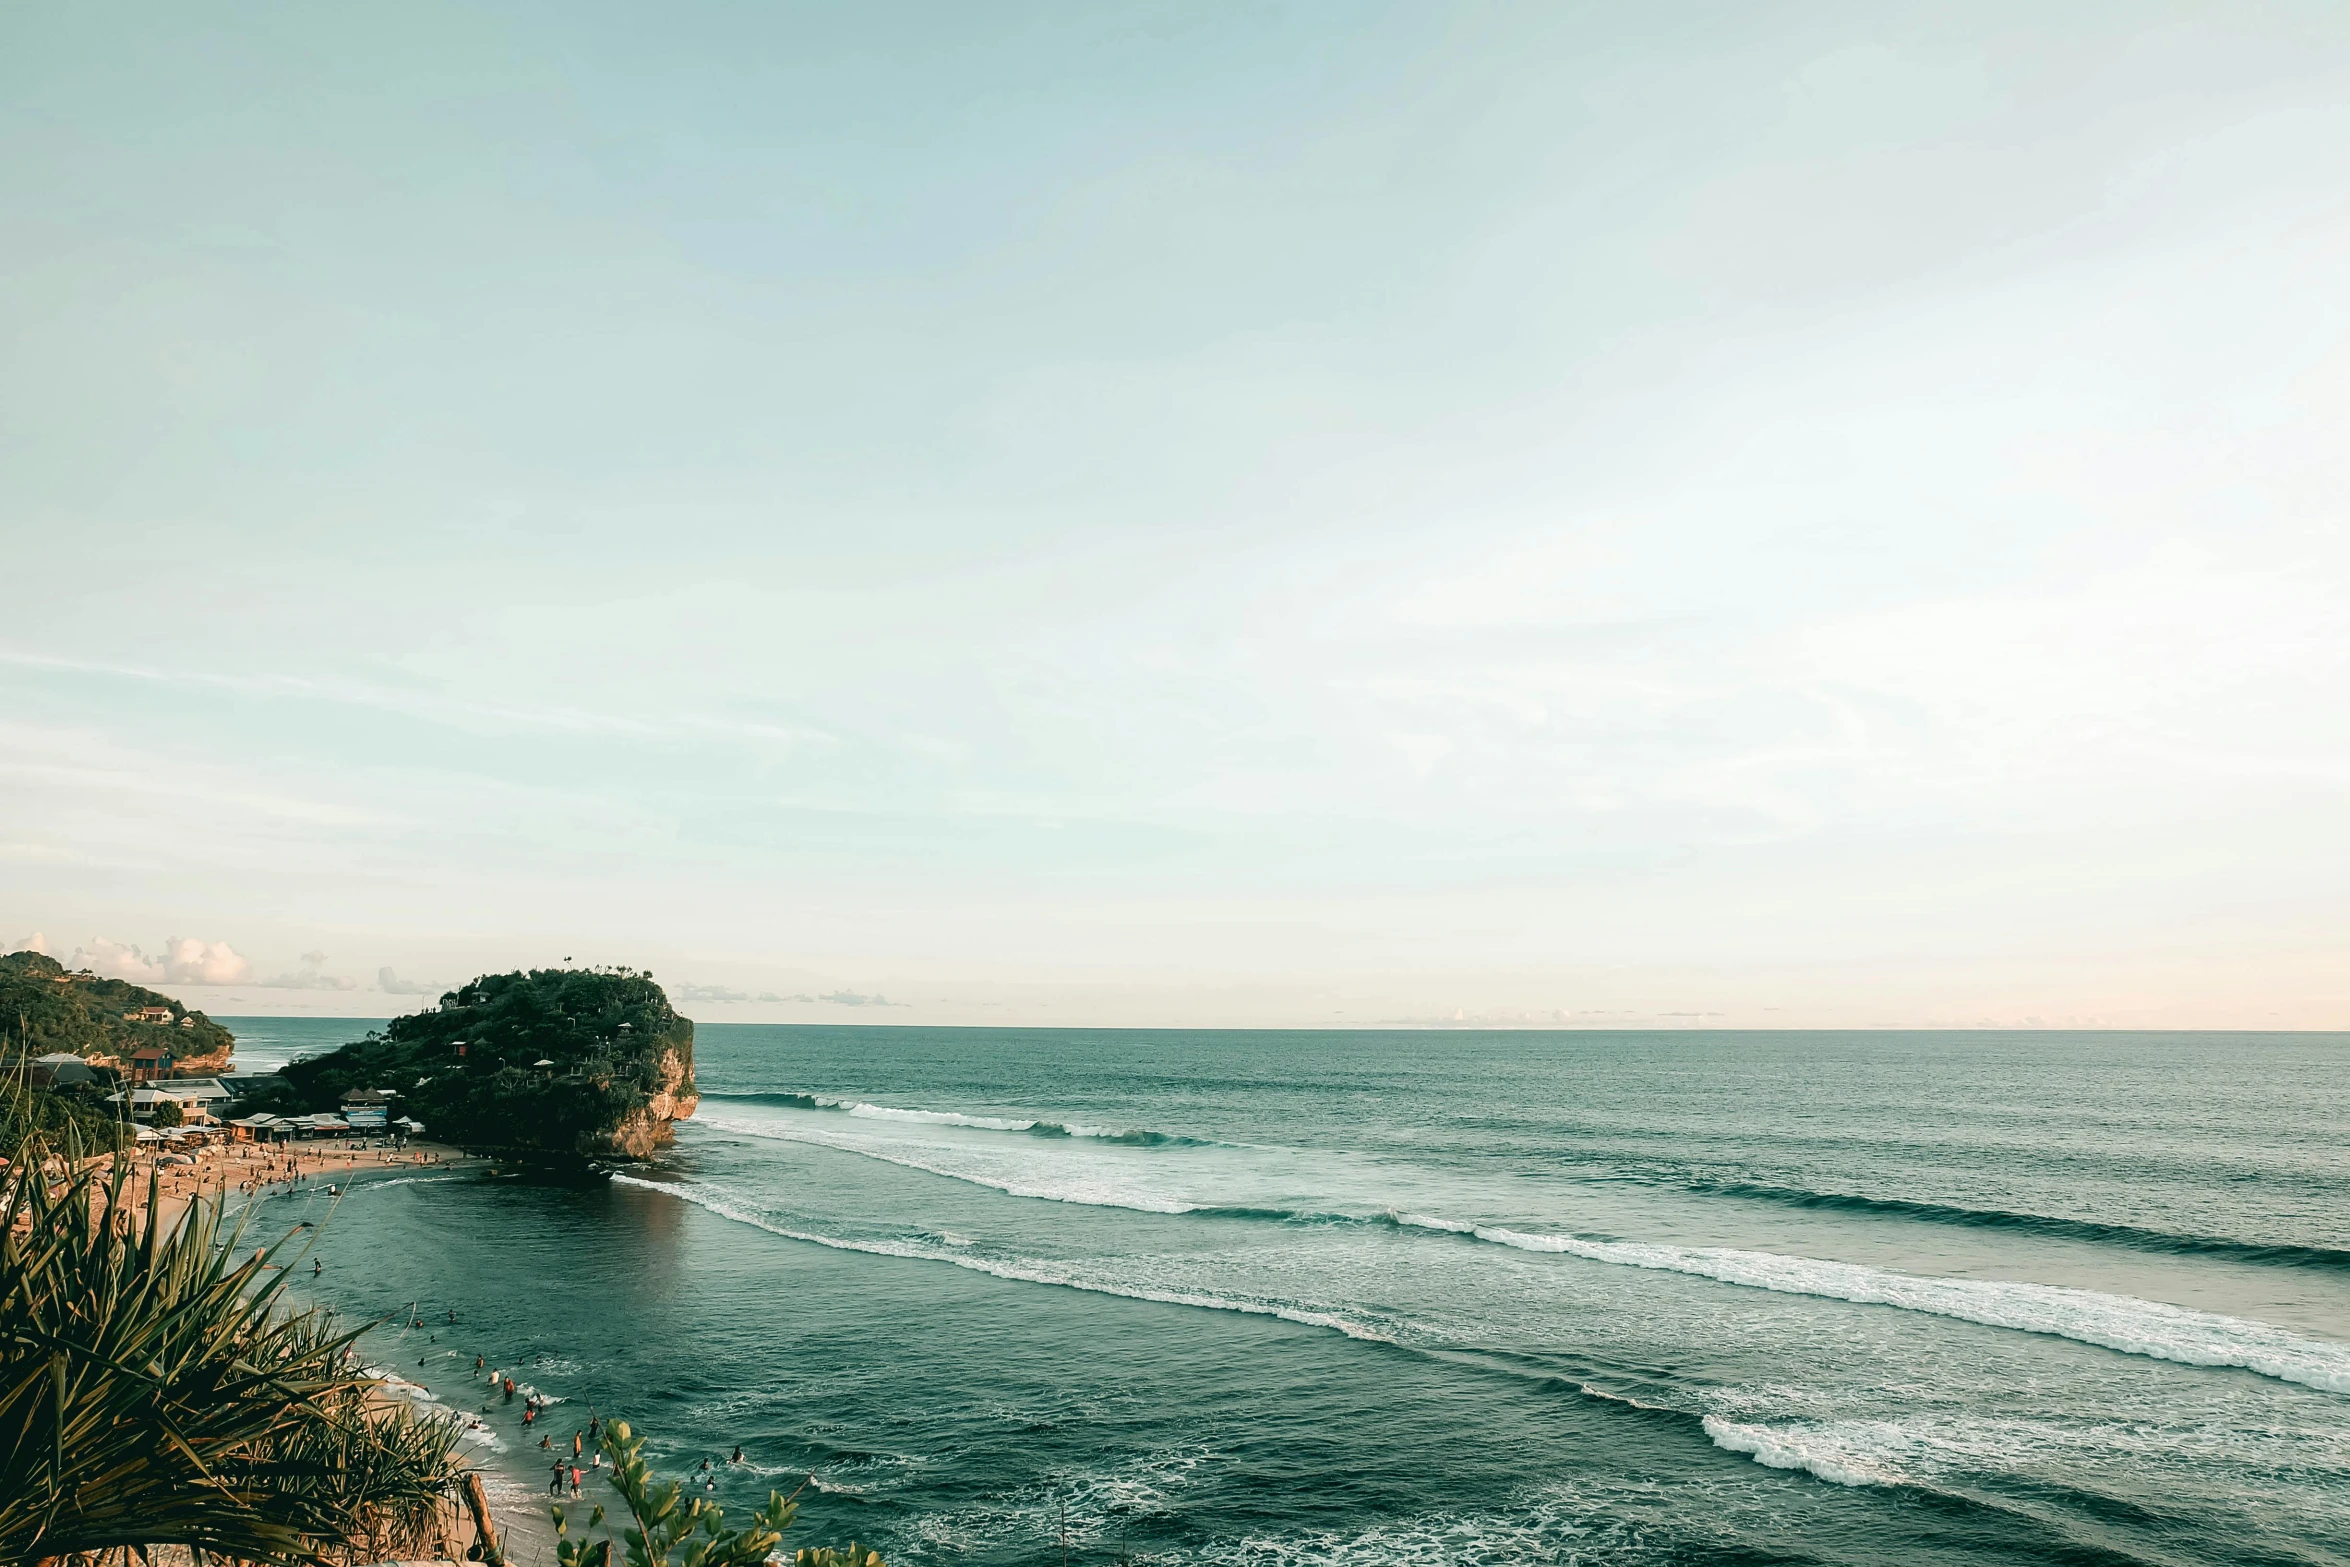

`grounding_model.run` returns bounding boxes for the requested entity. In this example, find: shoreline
[110,1135,567,1564]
